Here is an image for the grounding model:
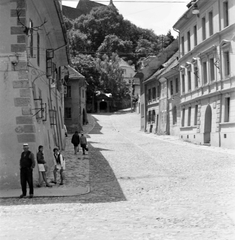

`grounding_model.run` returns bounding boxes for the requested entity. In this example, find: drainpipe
[218,0,222,147]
